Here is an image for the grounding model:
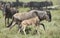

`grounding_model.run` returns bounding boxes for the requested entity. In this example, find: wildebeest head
[45,11,51,22]
[31,10,52,22]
